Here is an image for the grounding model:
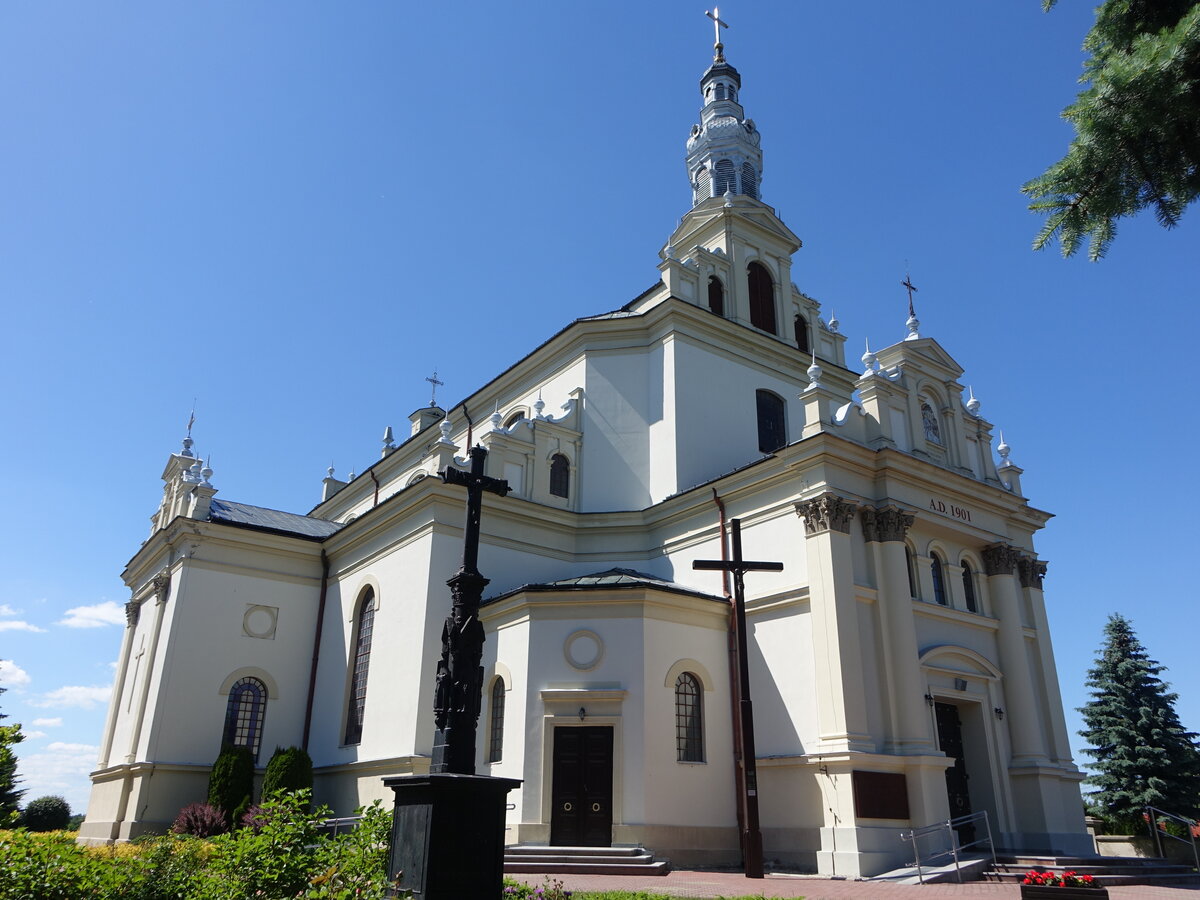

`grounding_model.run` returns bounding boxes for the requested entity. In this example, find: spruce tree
[0,679,25,824]
[1079,614,1200,825]
[1024,1,1200,259]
